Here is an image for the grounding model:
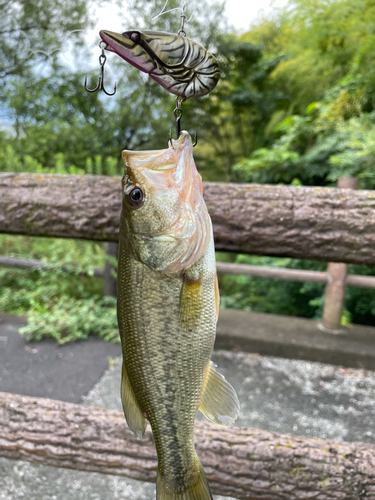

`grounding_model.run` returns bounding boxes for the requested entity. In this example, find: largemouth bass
[100,29,220,100]
[117,131,239,500]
